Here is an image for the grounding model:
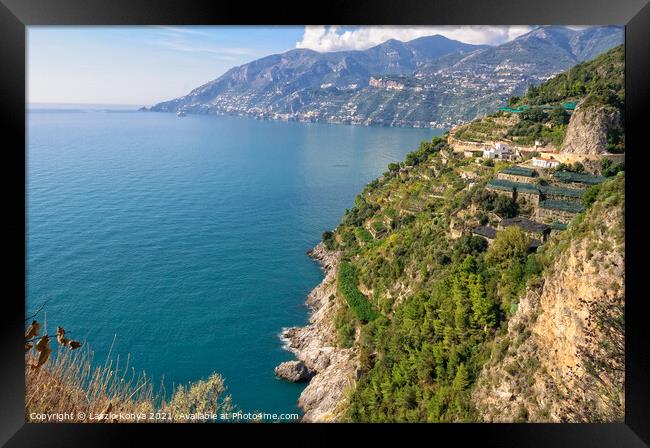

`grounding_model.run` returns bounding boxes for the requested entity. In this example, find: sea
[26,104,443,417]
